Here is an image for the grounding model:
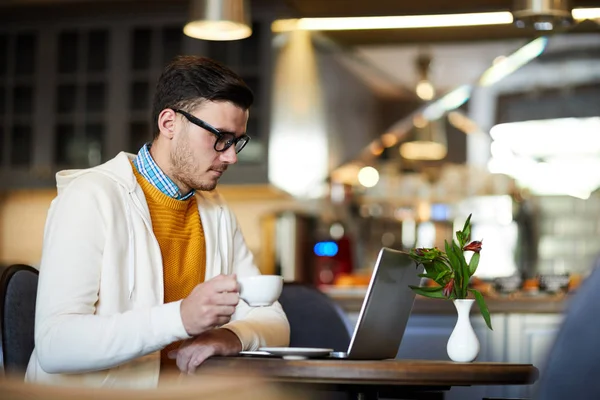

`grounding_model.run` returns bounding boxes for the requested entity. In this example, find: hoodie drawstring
[217,206,226,273]
[123,191,135,299]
